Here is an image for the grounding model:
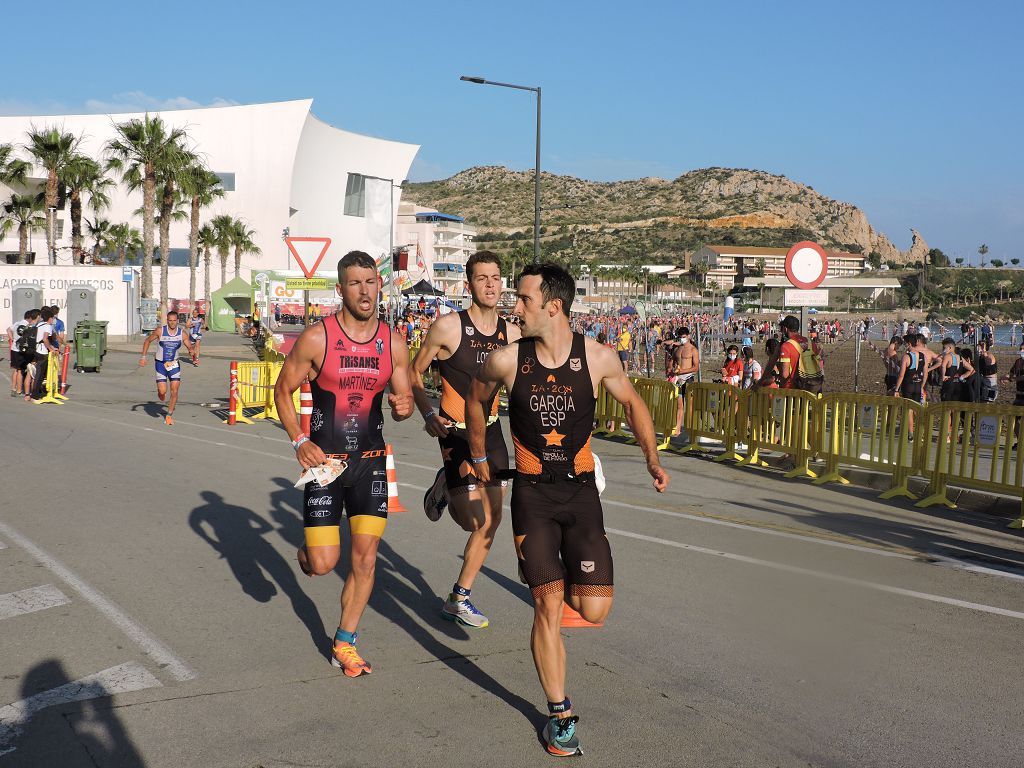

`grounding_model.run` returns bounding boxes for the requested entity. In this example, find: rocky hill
[405,166,924,265]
